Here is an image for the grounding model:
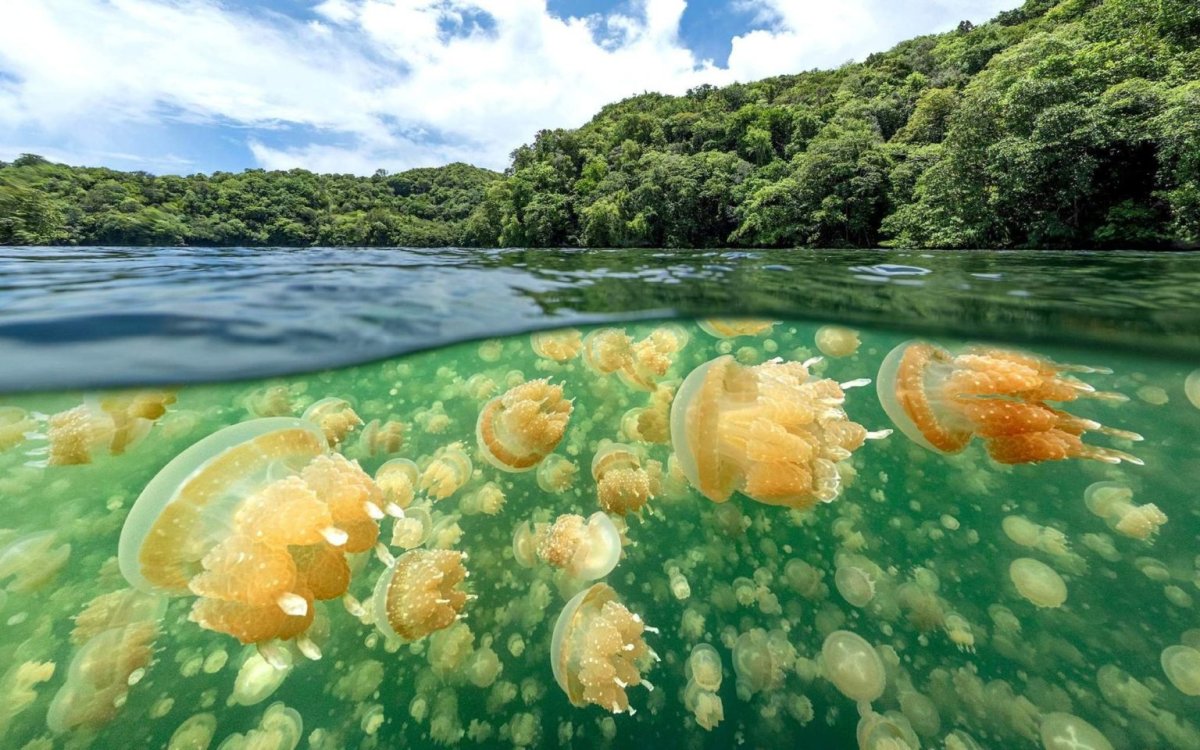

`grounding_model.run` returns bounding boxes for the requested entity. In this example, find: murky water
[2,317,1198,750]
